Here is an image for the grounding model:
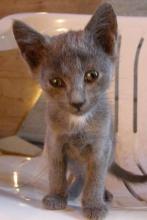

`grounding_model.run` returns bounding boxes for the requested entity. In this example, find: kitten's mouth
[71,108,86,116]
[70,105,95,117]
[73,111,83,116]
[69,104,90,116]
